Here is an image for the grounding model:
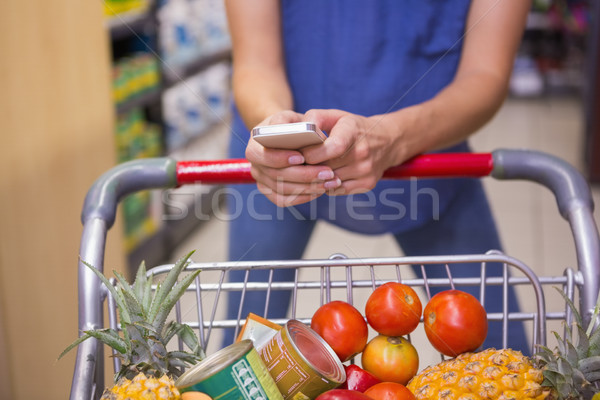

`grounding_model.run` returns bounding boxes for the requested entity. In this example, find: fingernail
[289,155,305,165]
[317,170,334,180]
[324,178,342,189]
